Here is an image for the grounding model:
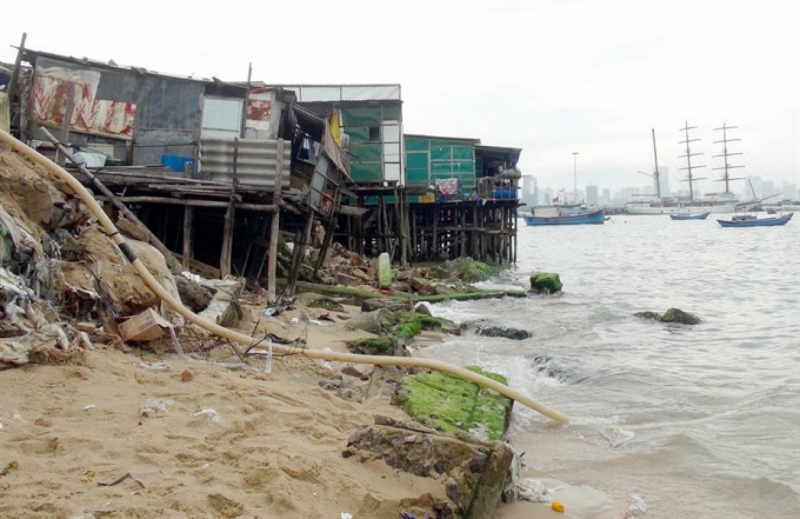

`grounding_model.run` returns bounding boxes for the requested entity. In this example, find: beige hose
[0,128,569,423]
